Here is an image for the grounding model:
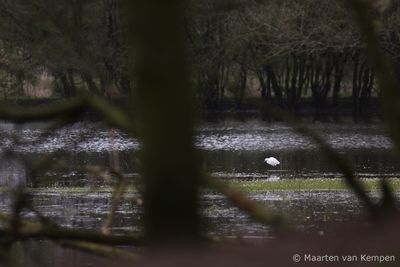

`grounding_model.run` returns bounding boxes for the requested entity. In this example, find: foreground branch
[205,176,290,233]
[85,95,136,134]
[264,104,385,216]
[295,126,378,214]
[0,94,136,136]
[0,98,85,123]
[0,212,142,246]
[61,240,139,260]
